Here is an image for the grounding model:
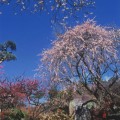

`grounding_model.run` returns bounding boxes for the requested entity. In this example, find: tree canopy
[0,41,16,64]
[0,0,95,24]
[39,20,120,109]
